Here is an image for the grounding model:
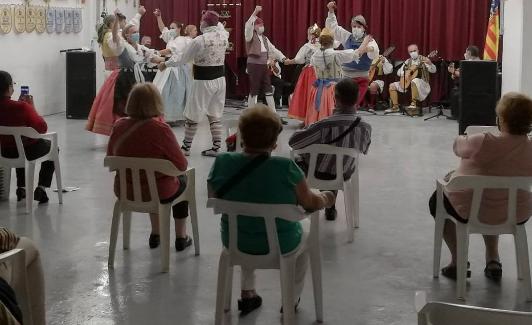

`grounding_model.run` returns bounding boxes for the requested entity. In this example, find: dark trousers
[1,139,55,188]
[160,175,189,219]
[271,75,287,109]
